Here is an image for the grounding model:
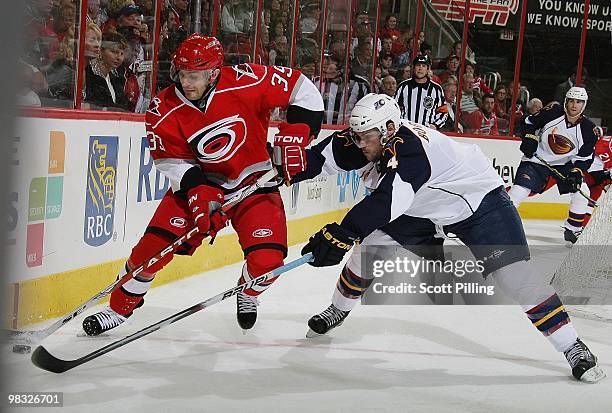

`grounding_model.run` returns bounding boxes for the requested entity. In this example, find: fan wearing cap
[81,34,323,337]
[507,86,598,244]
[394,54,447,130]
[117,4,142,30]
